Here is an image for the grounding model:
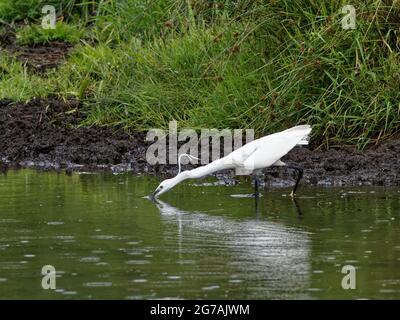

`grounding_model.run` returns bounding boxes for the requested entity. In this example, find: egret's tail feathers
[284,124,311,132]
[286,124,312,145]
